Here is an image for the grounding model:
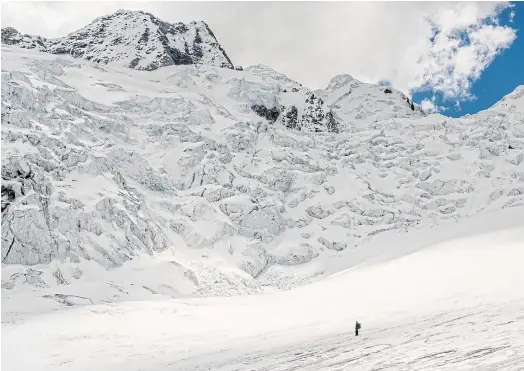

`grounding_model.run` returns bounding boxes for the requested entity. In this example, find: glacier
[1,9,524,370]
[2,45,523,306]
